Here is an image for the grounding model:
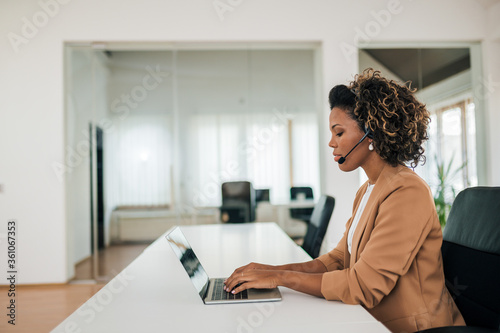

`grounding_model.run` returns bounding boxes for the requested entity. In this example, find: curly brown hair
[329,68,430,168]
